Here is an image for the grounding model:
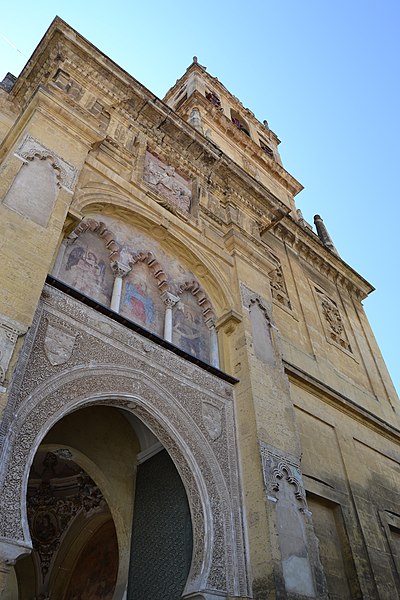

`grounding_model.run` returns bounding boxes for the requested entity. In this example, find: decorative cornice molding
[270,219,374,301]
[9,21,291,233]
